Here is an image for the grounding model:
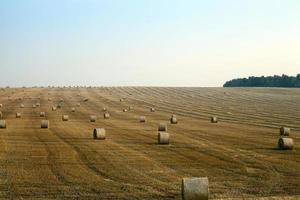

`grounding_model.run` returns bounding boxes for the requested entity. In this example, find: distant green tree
[223,74,300,88]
